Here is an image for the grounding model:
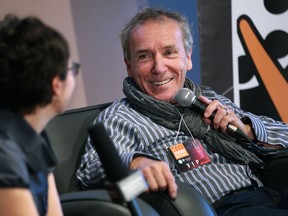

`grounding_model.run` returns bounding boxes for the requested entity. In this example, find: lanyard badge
[168,138,211,173]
